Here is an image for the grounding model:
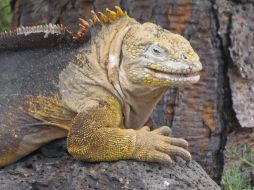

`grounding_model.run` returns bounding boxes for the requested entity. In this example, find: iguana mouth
[148,68,201,79]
